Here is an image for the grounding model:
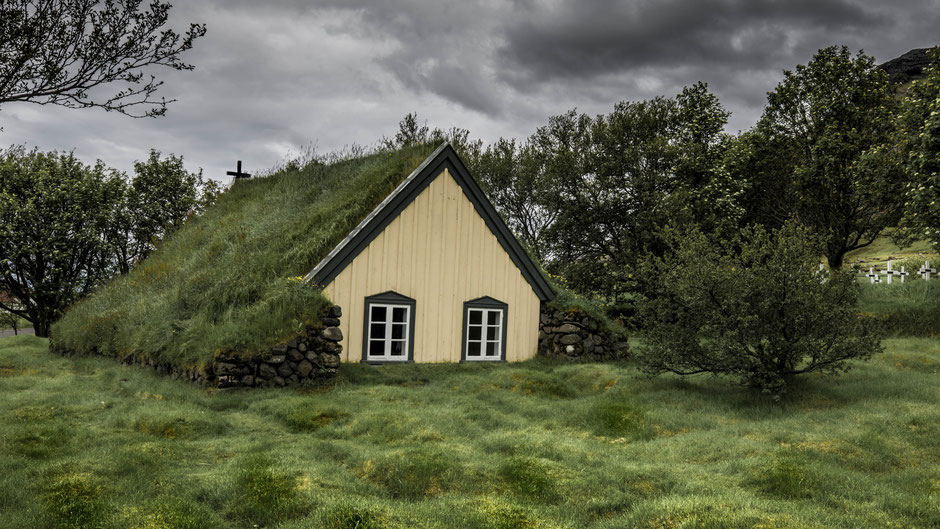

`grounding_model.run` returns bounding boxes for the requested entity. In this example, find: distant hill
[879,48,933,83]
